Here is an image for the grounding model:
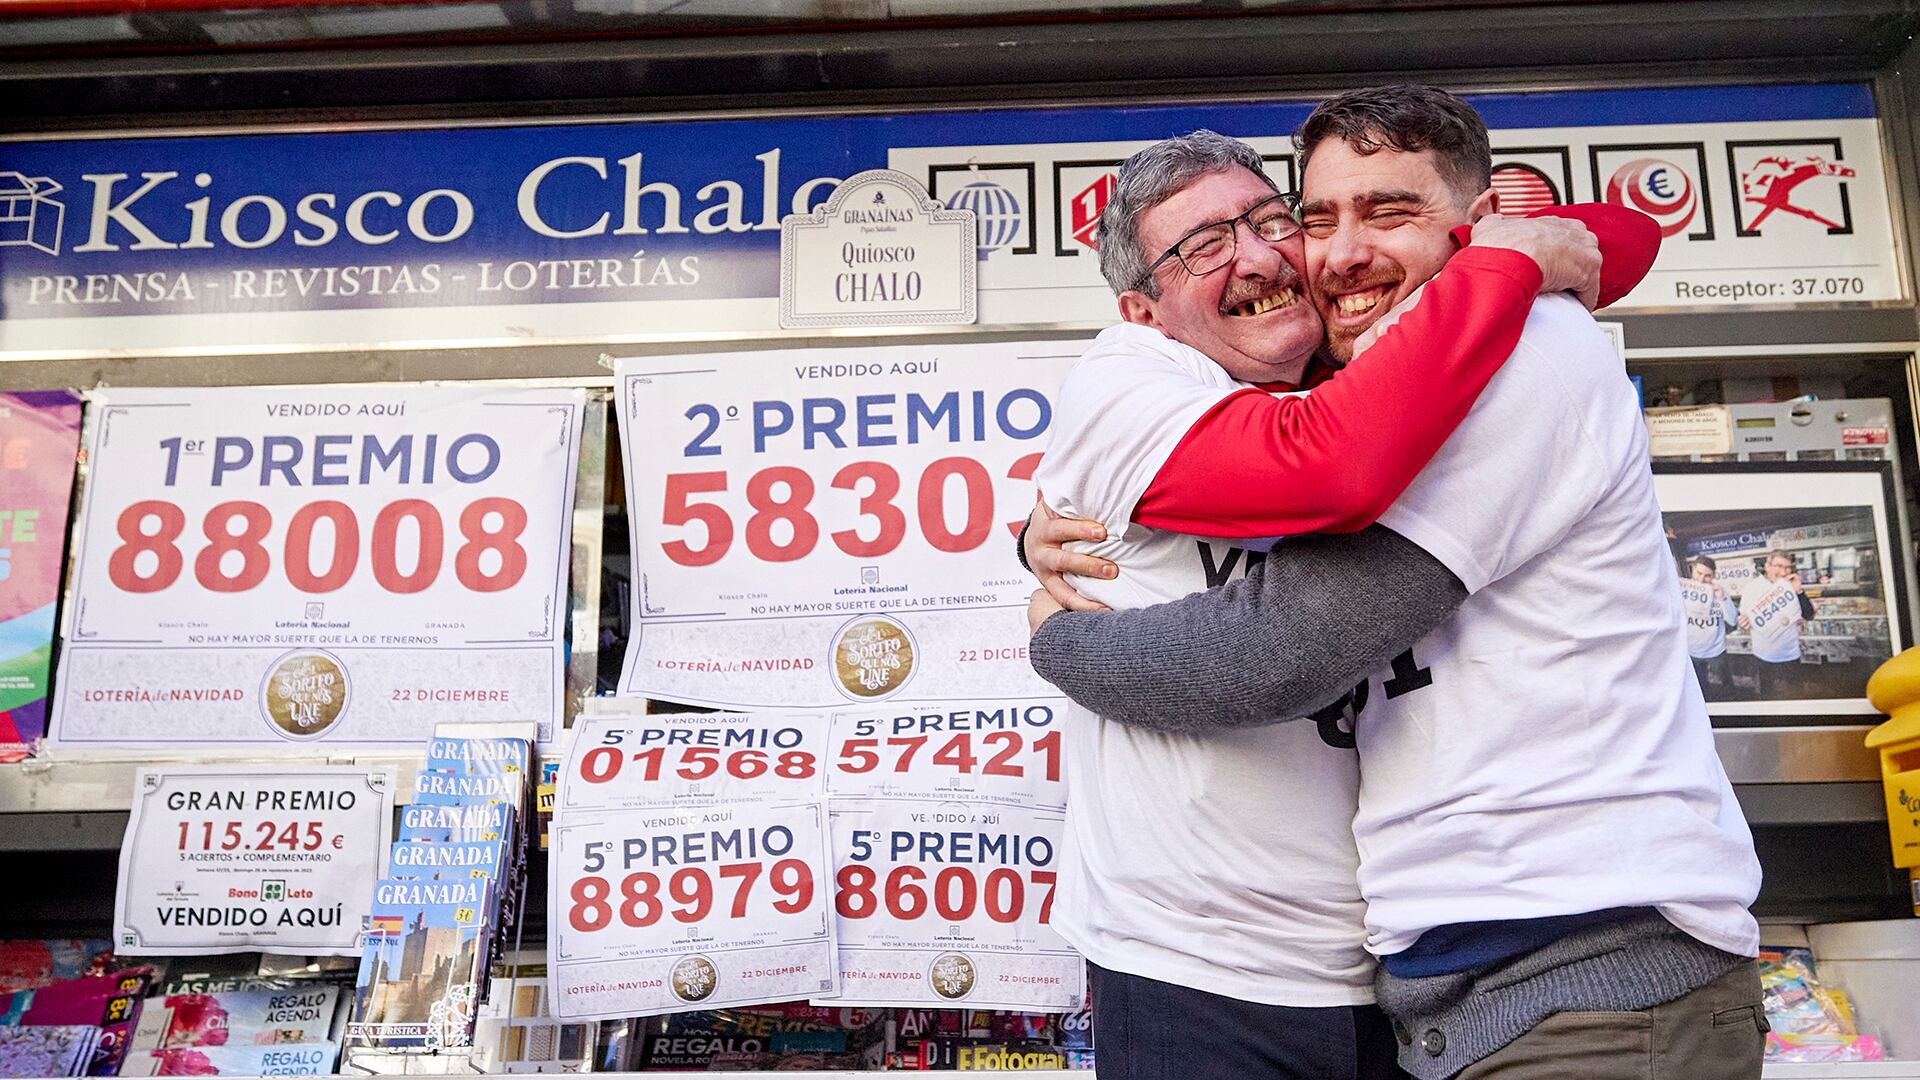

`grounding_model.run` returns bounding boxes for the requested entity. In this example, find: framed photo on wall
[1653,461,1910,723]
